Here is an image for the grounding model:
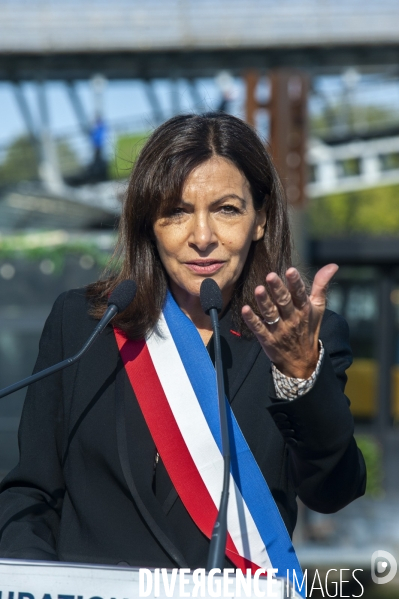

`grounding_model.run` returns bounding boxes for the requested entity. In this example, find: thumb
[310,263,339,308]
